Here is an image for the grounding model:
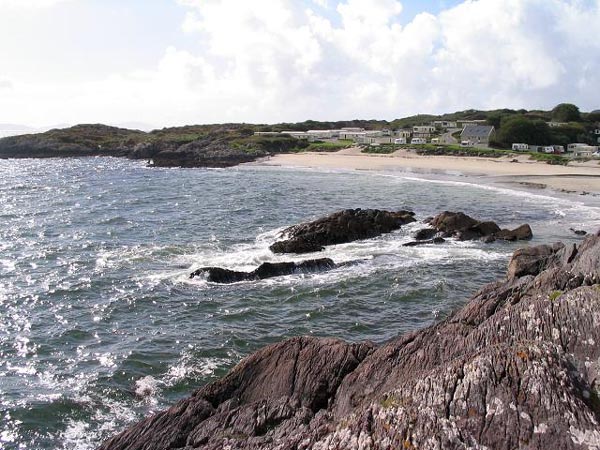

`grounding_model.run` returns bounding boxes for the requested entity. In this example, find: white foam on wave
[60,397,140,450]
[134,375,161,403]
[163,220,512,289]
